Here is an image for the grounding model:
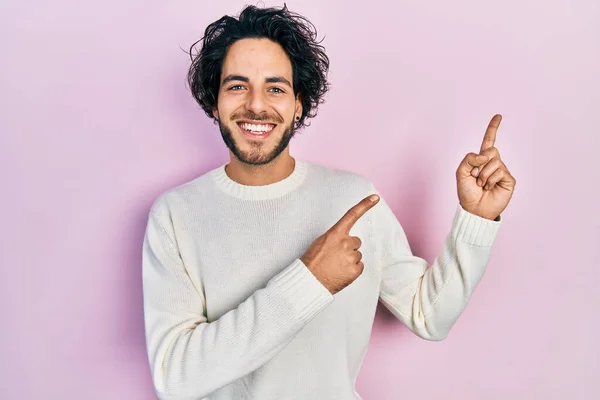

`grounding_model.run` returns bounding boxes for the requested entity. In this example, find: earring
[295,116,300,121]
